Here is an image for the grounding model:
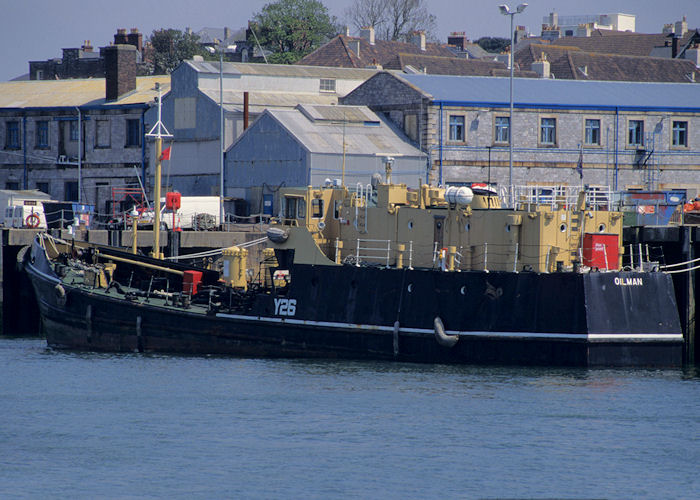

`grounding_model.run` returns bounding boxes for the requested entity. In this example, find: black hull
[24,241,683,367]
